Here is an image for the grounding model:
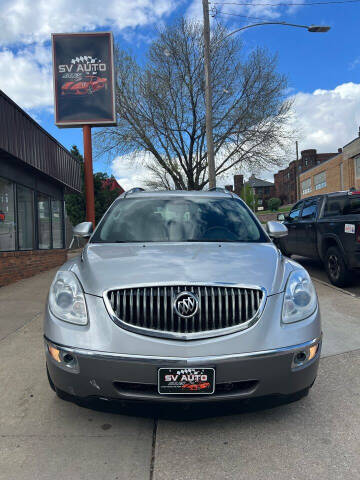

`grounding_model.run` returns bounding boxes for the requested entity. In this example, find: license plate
[158,368,215,394]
